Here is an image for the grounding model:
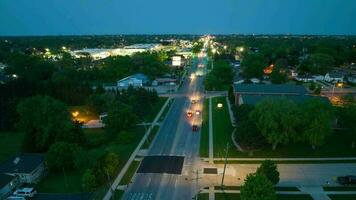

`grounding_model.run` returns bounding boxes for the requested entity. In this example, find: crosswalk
[128,192,153,200]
